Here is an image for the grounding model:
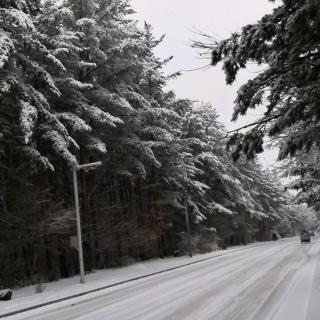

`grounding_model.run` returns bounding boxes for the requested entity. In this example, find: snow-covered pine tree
[0,0,78,172]
[0,1,87,287]
[281,147,320,210]
[37,0,126,159]
[36,0,179,263]
[194,0,320,161]
[175,101,288,245]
